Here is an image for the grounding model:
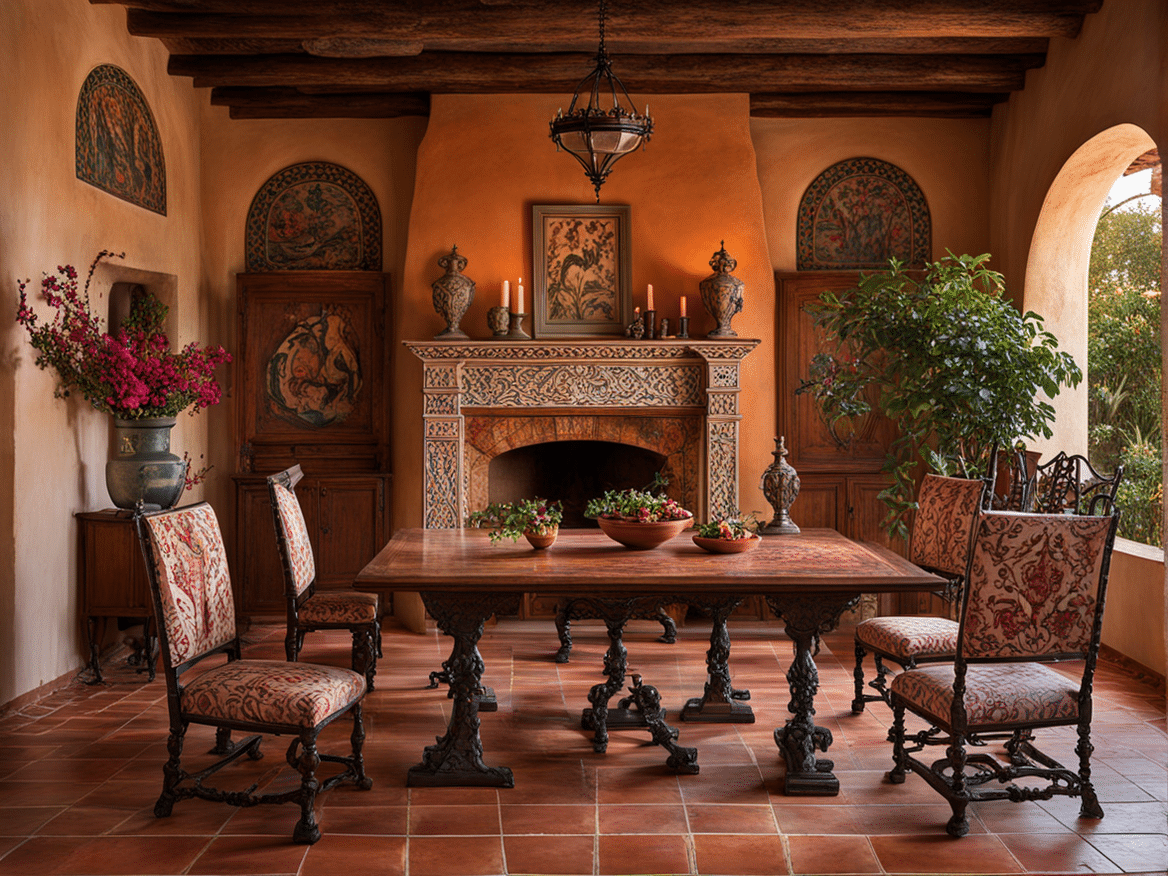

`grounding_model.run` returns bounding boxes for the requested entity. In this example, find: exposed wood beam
[210,87,430,118]
[157,35,1052,58]
[750,91,1008,118]
[169,52,1045,93]
[105,1,1101,41]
